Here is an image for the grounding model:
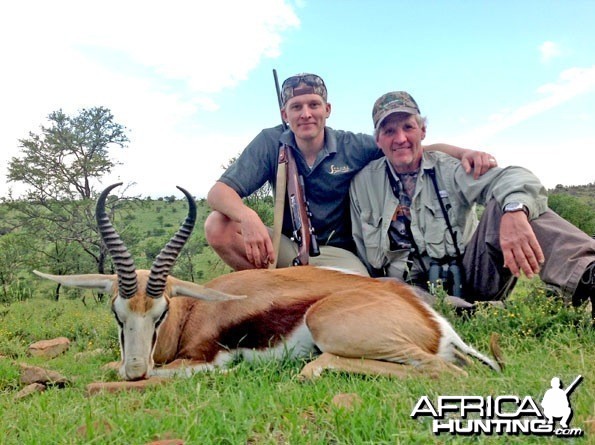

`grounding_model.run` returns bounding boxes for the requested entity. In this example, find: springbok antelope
[34,183,502,381]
